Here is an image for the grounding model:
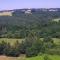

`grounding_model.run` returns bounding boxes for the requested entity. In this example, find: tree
[20,32,44,57]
